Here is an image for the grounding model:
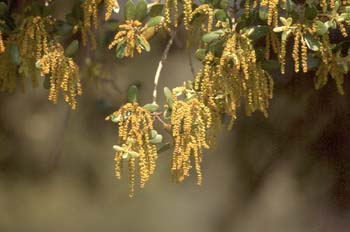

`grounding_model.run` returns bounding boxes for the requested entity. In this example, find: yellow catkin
[0,31,5,54]
[301,35,308,73]
[183,0,193,30]
[104,0,119,21]
[38,43,82,109]
[338,22,348,37]
[106,103,158,197]
[171,96,212,185]
[292,28,301,73]
[0,41,17,93]
[196,30,273,131]
[191,4,214,32]
[17,16,51,87]
[108,20,150,58]
[81,0,119,48]
[164,0,179,30]
[261,0,279,26]
[315,34,346,95]
[279,33,288,74]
